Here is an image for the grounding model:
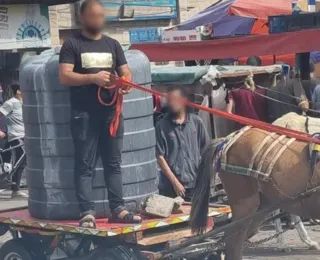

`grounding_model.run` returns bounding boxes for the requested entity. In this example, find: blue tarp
[311,52,320,64]
[177,0,255,36]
